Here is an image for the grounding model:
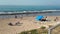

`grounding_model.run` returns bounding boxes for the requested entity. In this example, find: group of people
[41,16,59,21]
[8,22,23,26]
